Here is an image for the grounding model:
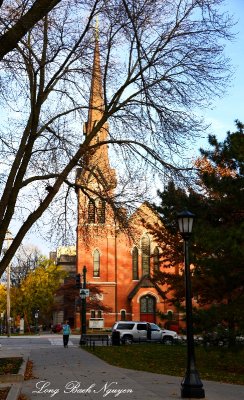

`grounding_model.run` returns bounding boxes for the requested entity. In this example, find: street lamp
[6,230,13,338]
[34,310,39,334]
[79,266,87,345]
[177,209,205,399]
